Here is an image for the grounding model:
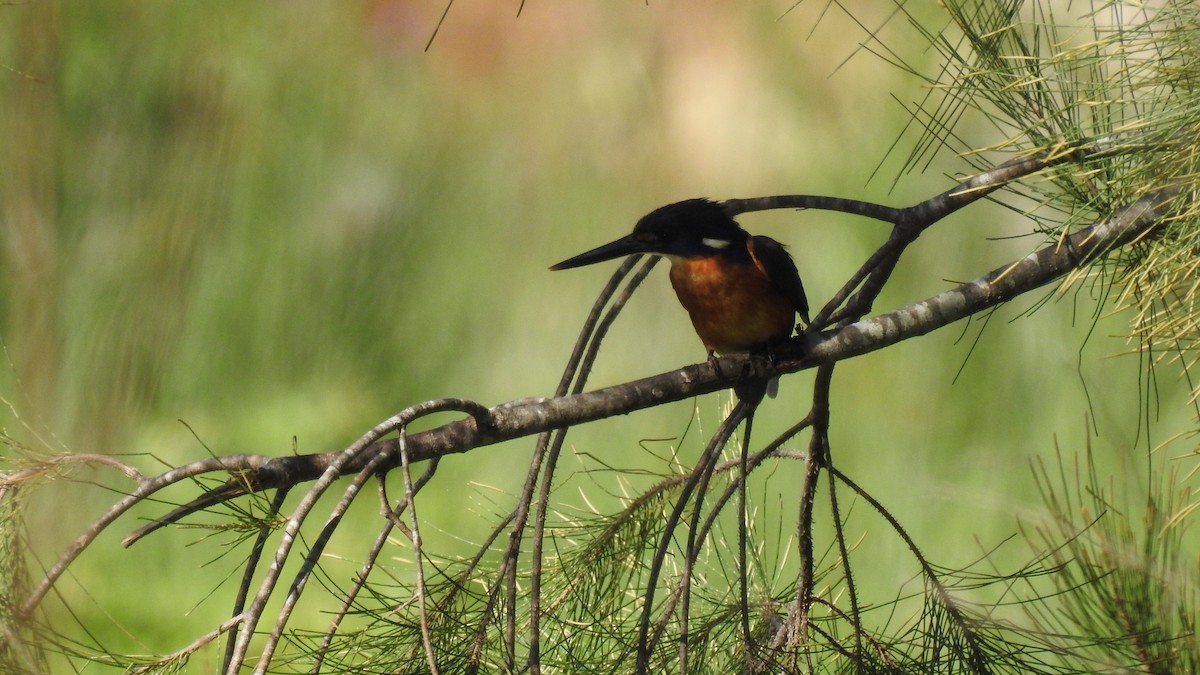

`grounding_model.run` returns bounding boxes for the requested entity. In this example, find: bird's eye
[701,238,732,249]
